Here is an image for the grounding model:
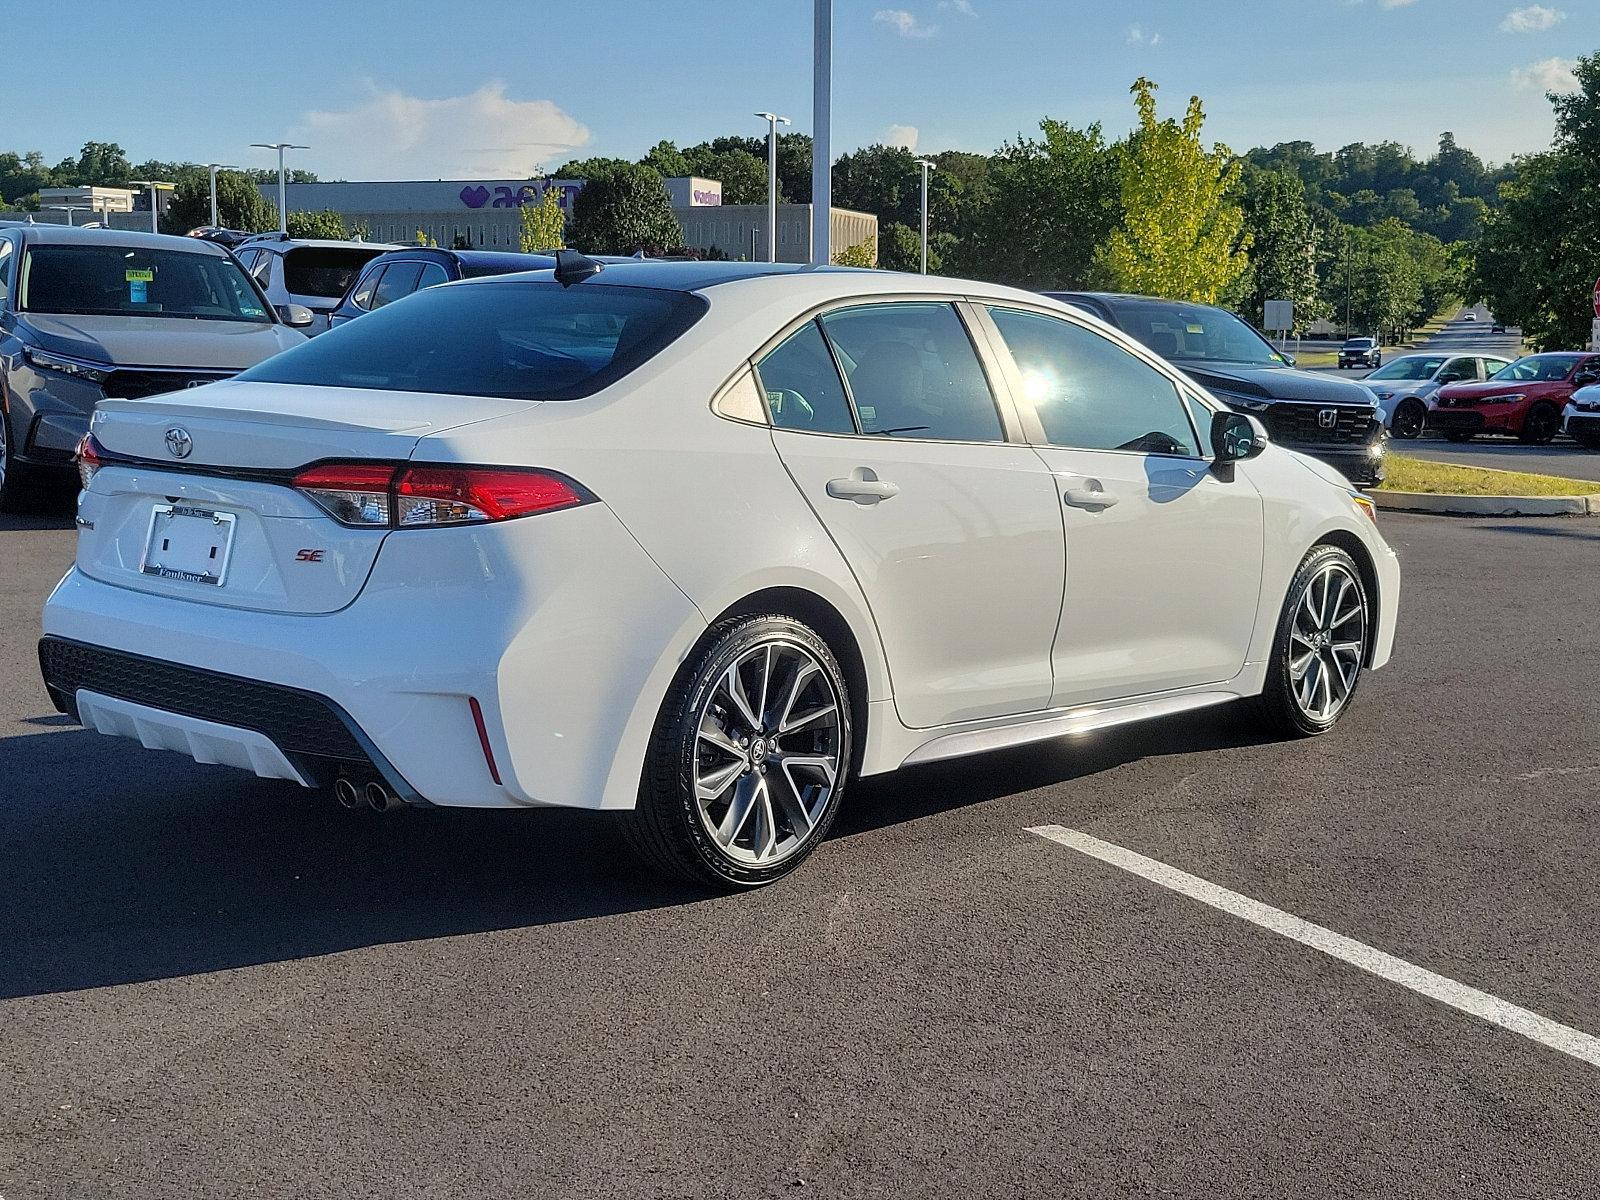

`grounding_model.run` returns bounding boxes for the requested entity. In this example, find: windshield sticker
[125,268,155,282]
[242,306,265,317]
[1186,324,1205,335]
[129,280,148,303]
